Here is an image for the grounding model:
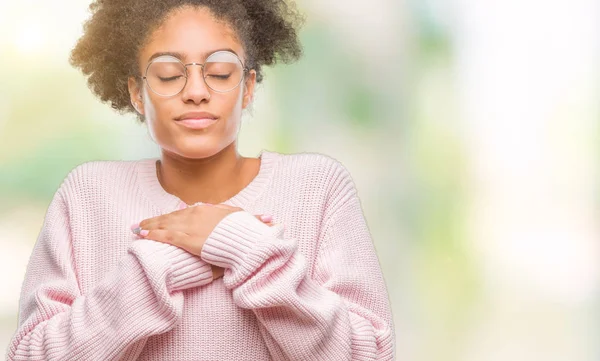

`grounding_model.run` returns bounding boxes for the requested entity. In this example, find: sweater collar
[136,149,279,212]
